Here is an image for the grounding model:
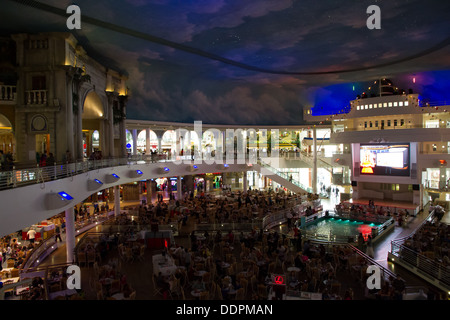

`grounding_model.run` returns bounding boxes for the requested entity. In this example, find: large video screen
[359,143,410,176]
